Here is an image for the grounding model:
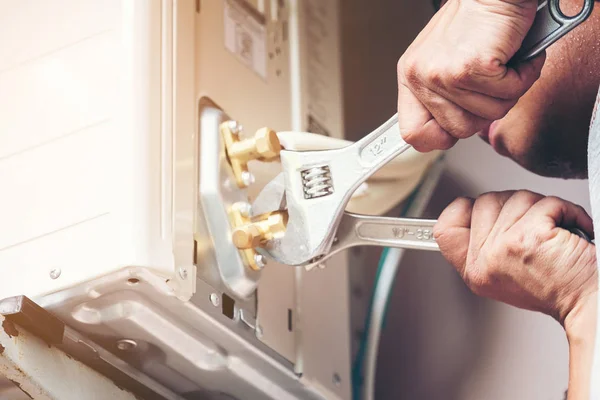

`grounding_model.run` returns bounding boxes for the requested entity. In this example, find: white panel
[0,32,117,160]
[0,212,115,299]
[0,0,119,72]
[0,123,113,251]
[0,0,176,298]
